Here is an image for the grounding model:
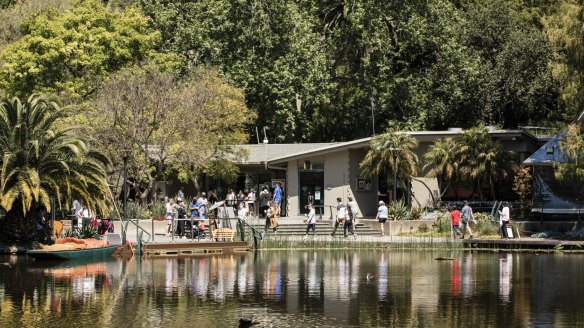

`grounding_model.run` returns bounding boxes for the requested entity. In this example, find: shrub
[408,207,424,220]
[473,212,499,235]
[389,200,408,220]
[63,225,100,239]
[418,223,429,233]
[435,211,452,233]
[152,200,165,219]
